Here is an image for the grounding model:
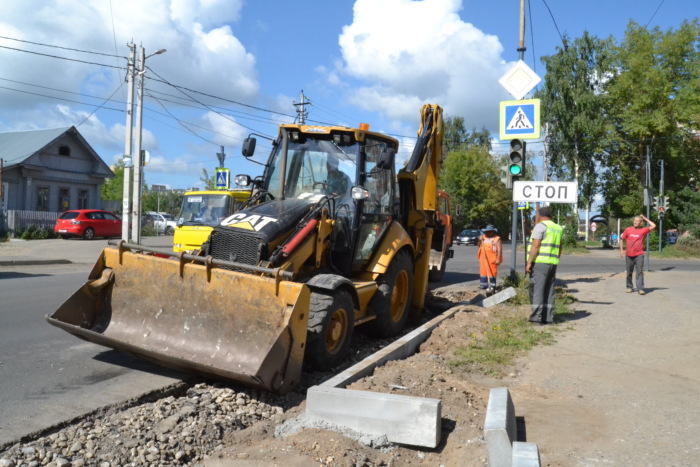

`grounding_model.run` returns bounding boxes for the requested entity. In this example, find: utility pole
[645,146,651,271]
[294,90,308,125]
[131,45,146,243]
[129,45,166,243]
[122,42,136,241]
[658,159,664,252]
[510,0,527,278]
[217,146,226,168]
